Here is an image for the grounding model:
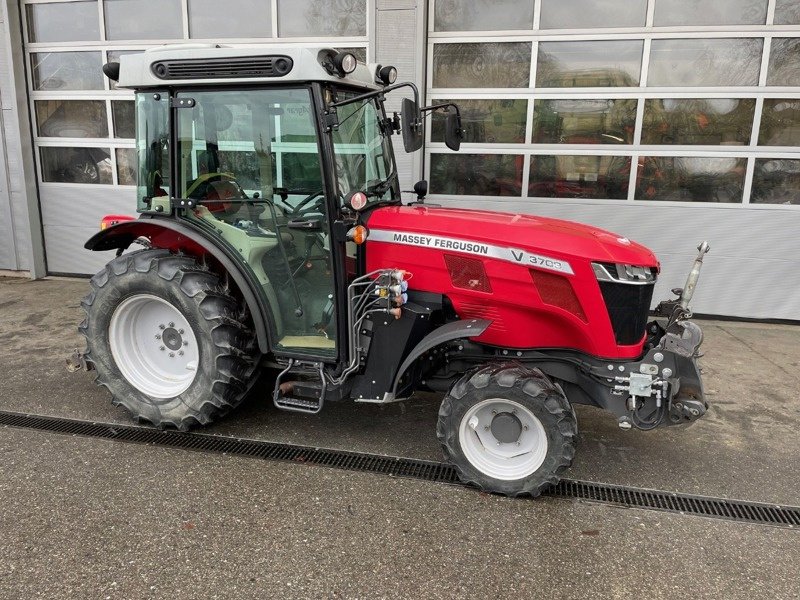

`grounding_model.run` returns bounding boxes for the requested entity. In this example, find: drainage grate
[1,410,797,529]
